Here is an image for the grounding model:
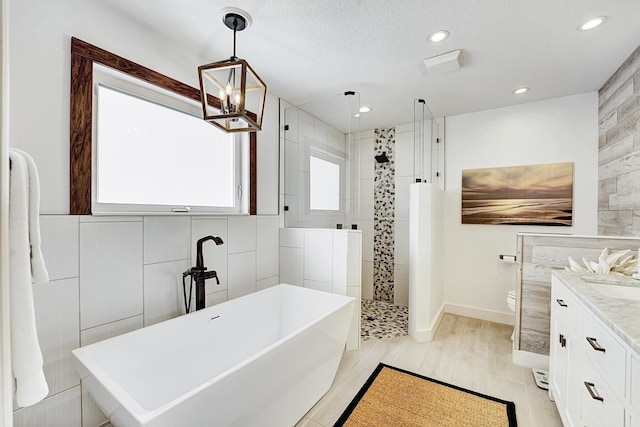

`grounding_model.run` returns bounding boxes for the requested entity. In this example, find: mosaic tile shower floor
[361,299,408,340]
